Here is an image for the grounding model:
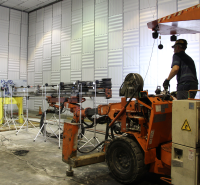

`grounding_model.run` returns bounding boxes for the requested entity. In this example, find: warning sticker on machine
[181,119,191,131]
[188,149,194,160]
